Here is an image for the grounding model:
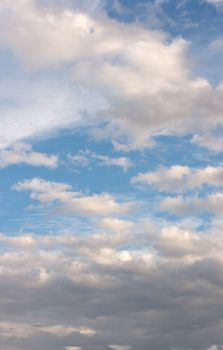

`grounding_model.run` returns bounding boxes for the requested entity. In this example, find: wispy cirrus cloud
[0,76,106,149]
[68,149,133,172]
